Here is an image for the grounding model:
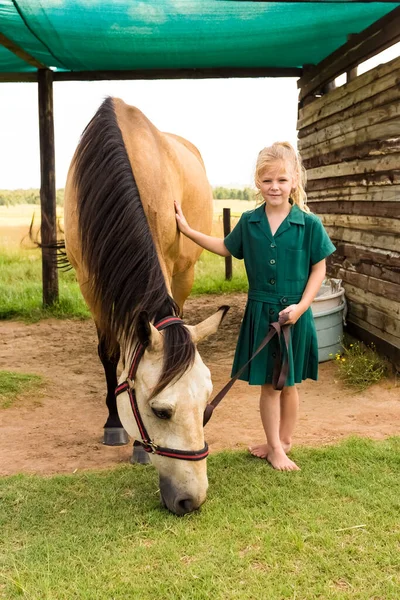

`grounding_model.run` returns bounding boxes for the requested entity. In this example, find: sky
[0,43,399,191]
